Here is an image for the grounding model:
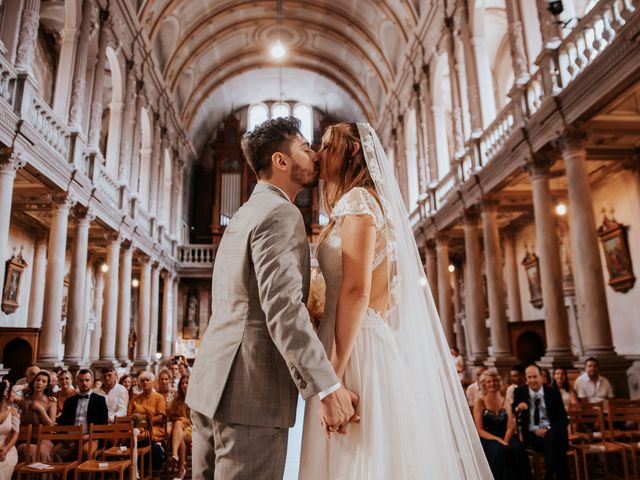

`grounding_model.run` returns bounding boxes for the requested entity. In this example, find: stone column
[463,210,488,365]
[526,154,573,366]
[135,257,151,368]
[129,82,145,194]
[421,66,438,184]
[503,229,523,322]
[14,0,40,73]
[148,121,163,216]
[98,234,120,366]
[424,239,439,311]
[481,201,515,368]
[68,0,93,129]
[172,277,179,355]
[161,272,173,359]
[436,233,455,346]
[27,235,47,328]
[0,149,23,286]
[456,3,484,133]
[149,262,160,359]
[38,194,74,367]
[452,263,467,355]
[90,264,105,362]
[87,9,110,149]
[505,0,530,83]
[535,0,562,46]
[560,131,614,357]
[411,87,428,192]
[116,241,133,364]
[63,206,93,368]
